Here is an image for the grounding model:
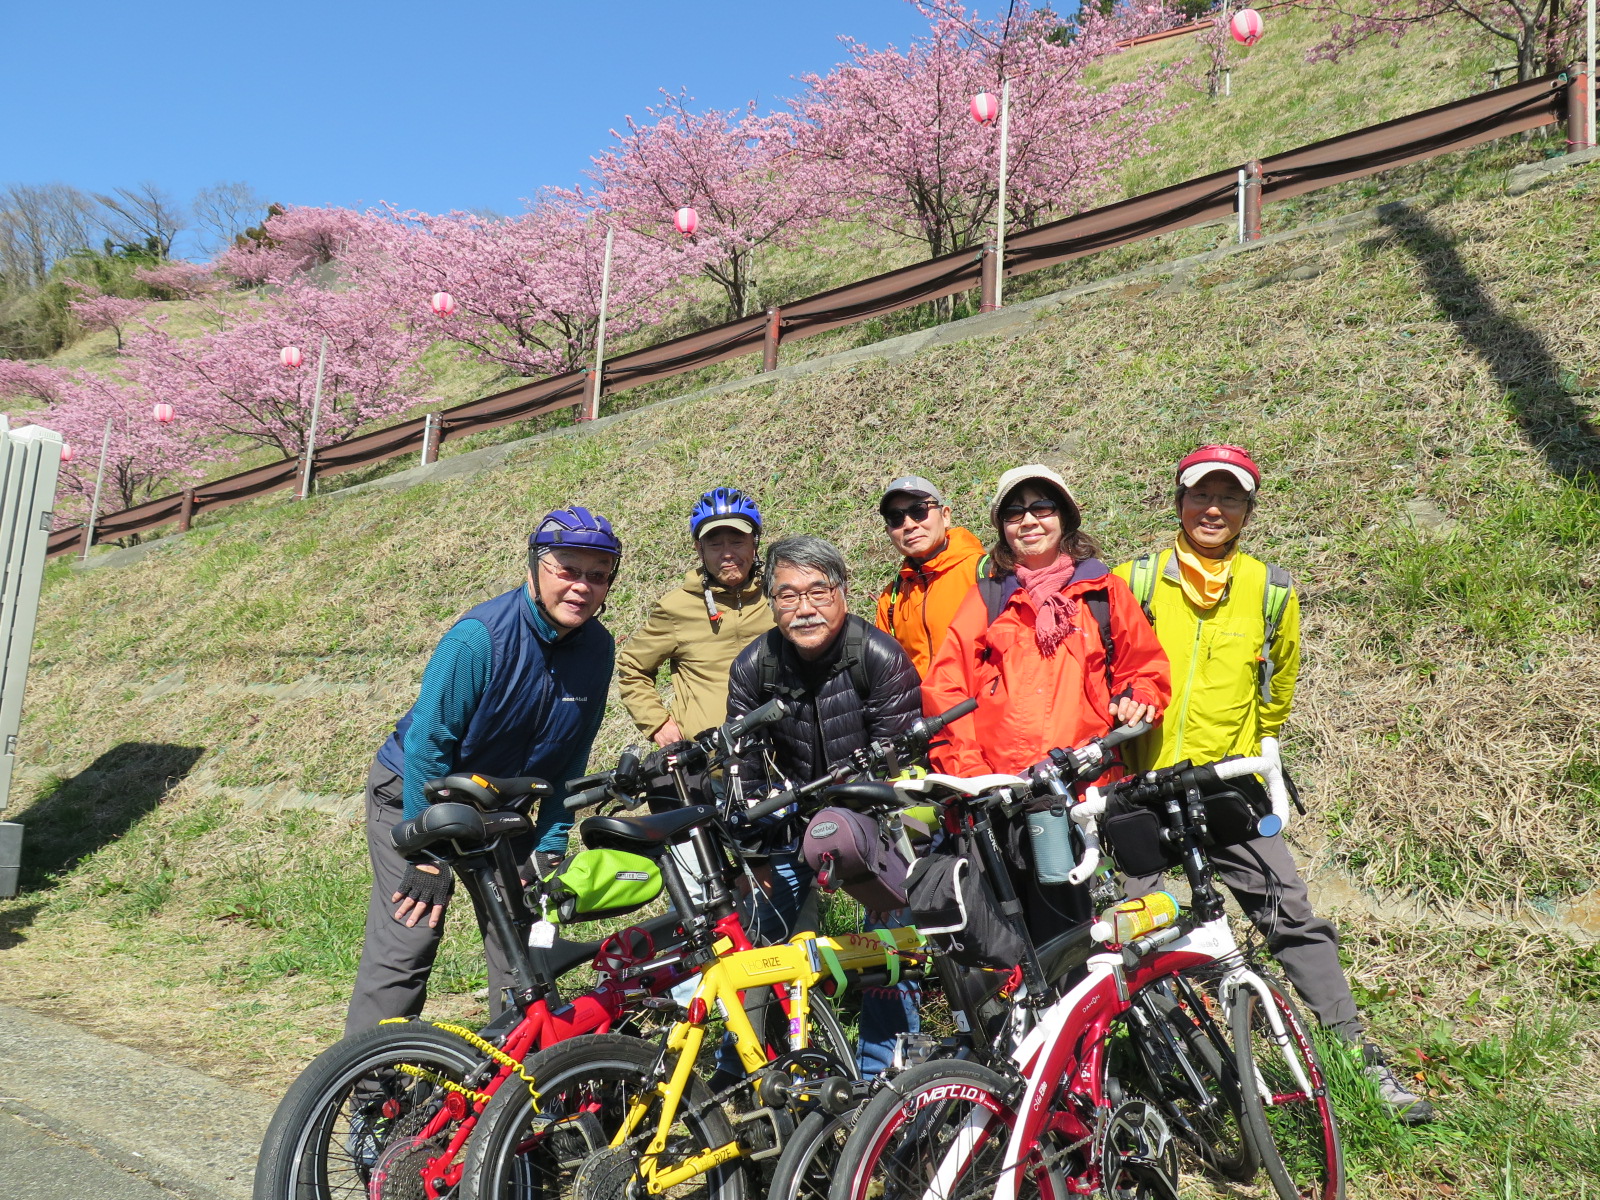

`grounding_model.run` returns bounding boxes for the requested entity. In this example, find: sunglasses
[881,501,936,529]
[541,557,614,587]
[1000,499,1059,523]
